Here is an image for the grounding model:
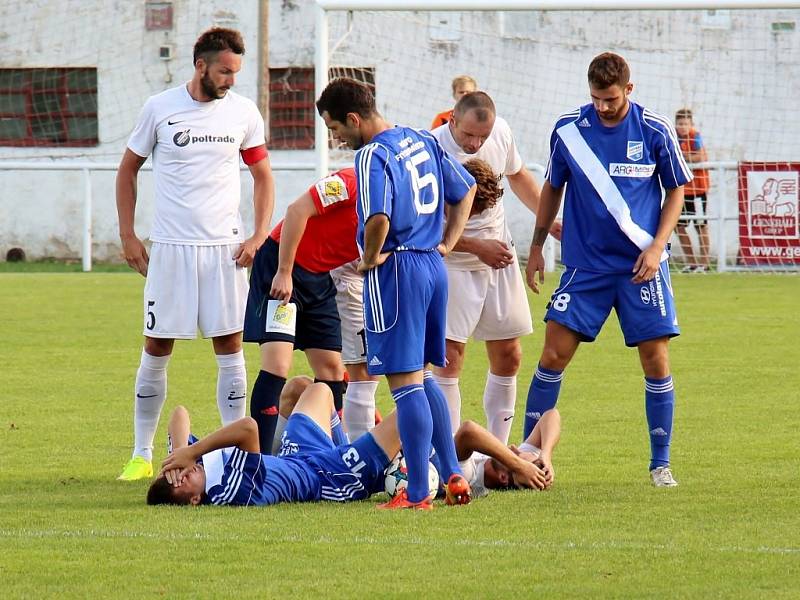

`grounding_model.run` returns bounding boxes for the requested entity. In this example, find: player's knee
[540,345,570,370]
[346,362,374,382]
[638,340,671,377]
[454,419,479,445]
[279,375,314,416]
[491,343,522,374]
[442,341,466,374]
